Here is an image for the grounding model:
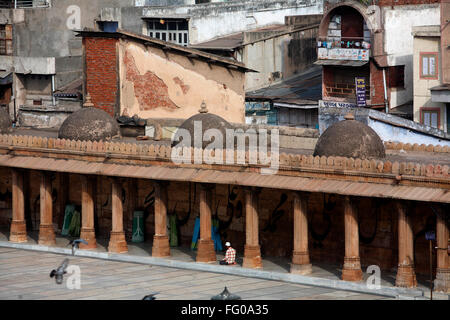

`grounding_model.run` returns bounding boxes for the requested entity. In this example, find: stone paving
[0,248,393,300]
[1,229,448,300]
